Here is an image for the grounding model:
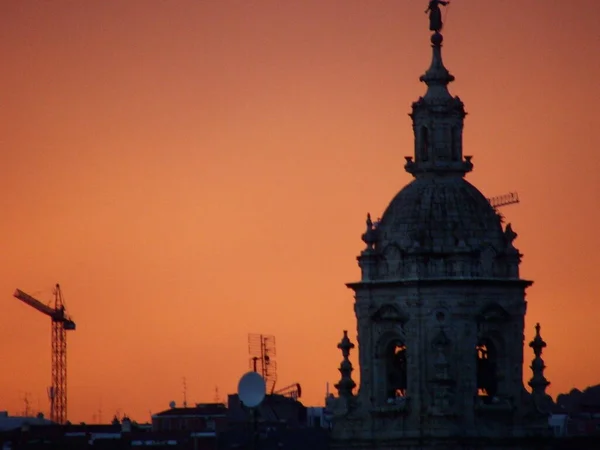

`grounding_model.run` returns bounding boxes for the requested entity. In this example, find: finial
[505,223,518,244]
[419,34,454,99]
[421,1,454,101]
[337,330,355,357]
[529,322,547,356]
[361,213,378,250]
[528,323,550,396]
[335,330,356,398]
